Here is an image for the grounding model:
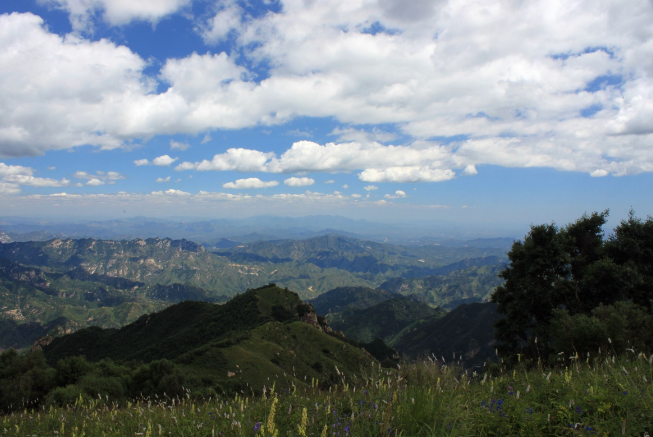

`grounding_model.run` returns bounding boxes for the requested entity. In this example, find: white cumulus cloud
[156,176,171,183]
[385,190,407,199]
[134,159,149,166]
[284,177,315,187]
[3,174,70,187]
[153,155,178,166]
[590,169,609,177]
[360,167,456,183]
[39,0,192,32]
[223,178,279,189]
[462,165,478,176]
[176,148,274,172]
[75,170,125,180]
[86,178,104,186]
[2,0,653,178]
[170,140,190,151]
